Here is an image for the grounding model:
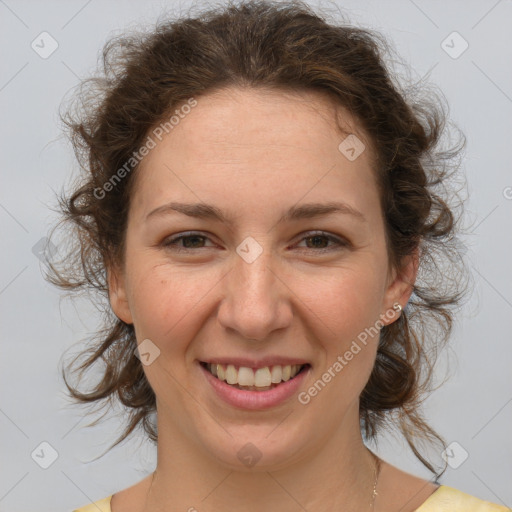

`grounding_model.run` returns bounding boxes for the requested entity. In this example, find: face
[109,87,416,470]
